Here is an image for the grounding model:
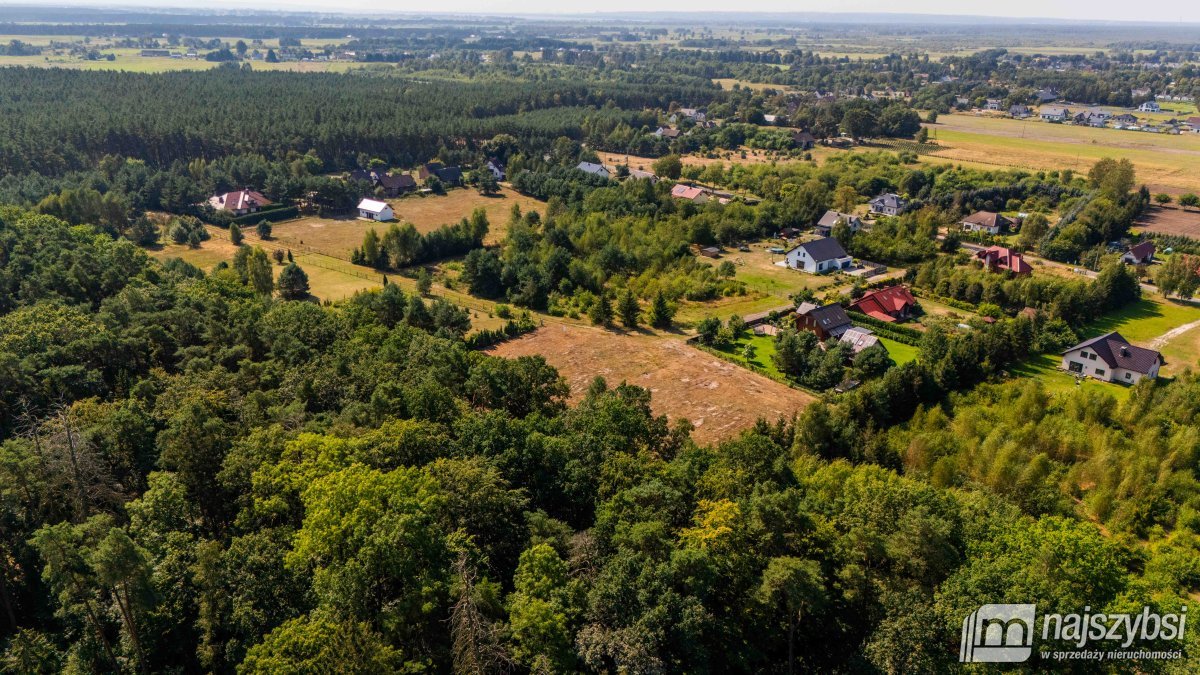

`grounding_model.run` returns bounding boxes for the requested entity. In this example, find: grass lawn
[879,337,919,365]
[1009,353,1132,402]
[713,333,786,380]
[1082,296,1200,344]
